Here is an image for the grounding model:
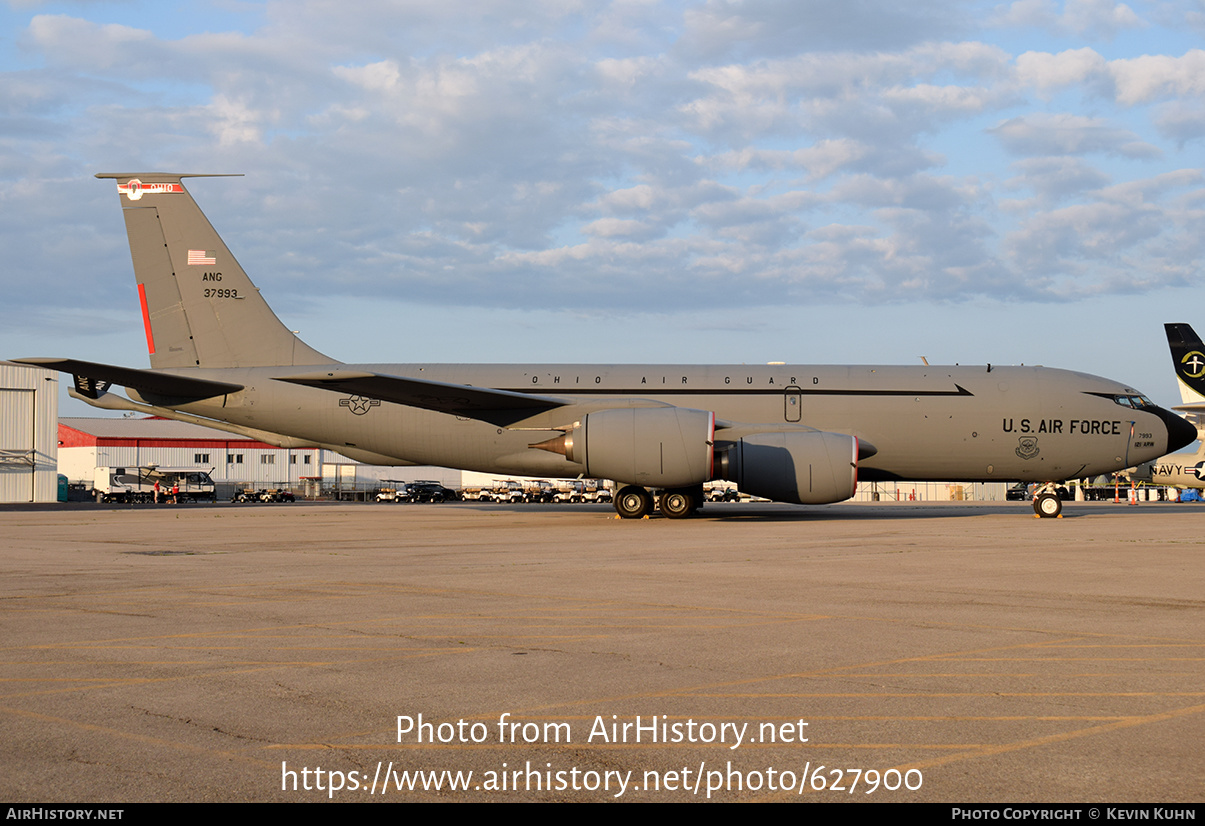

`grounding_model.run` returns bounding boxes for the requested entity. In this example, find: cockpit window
[1113,394,1154,409]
